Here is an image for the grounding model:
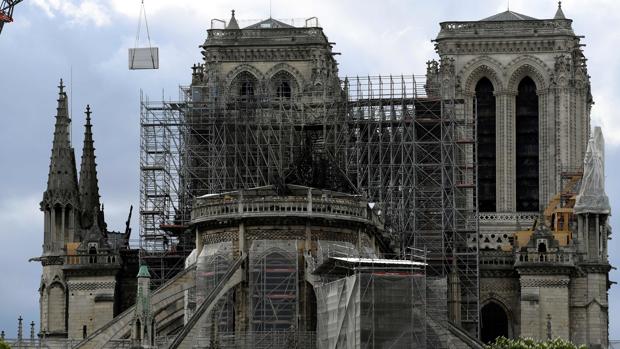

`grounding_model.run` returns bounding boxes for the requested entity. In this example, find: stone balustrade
[64,253,120,266]
[479,251,514,267]
[192,192,381,227]
[515,251,573,266]
[437,19,574,39]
